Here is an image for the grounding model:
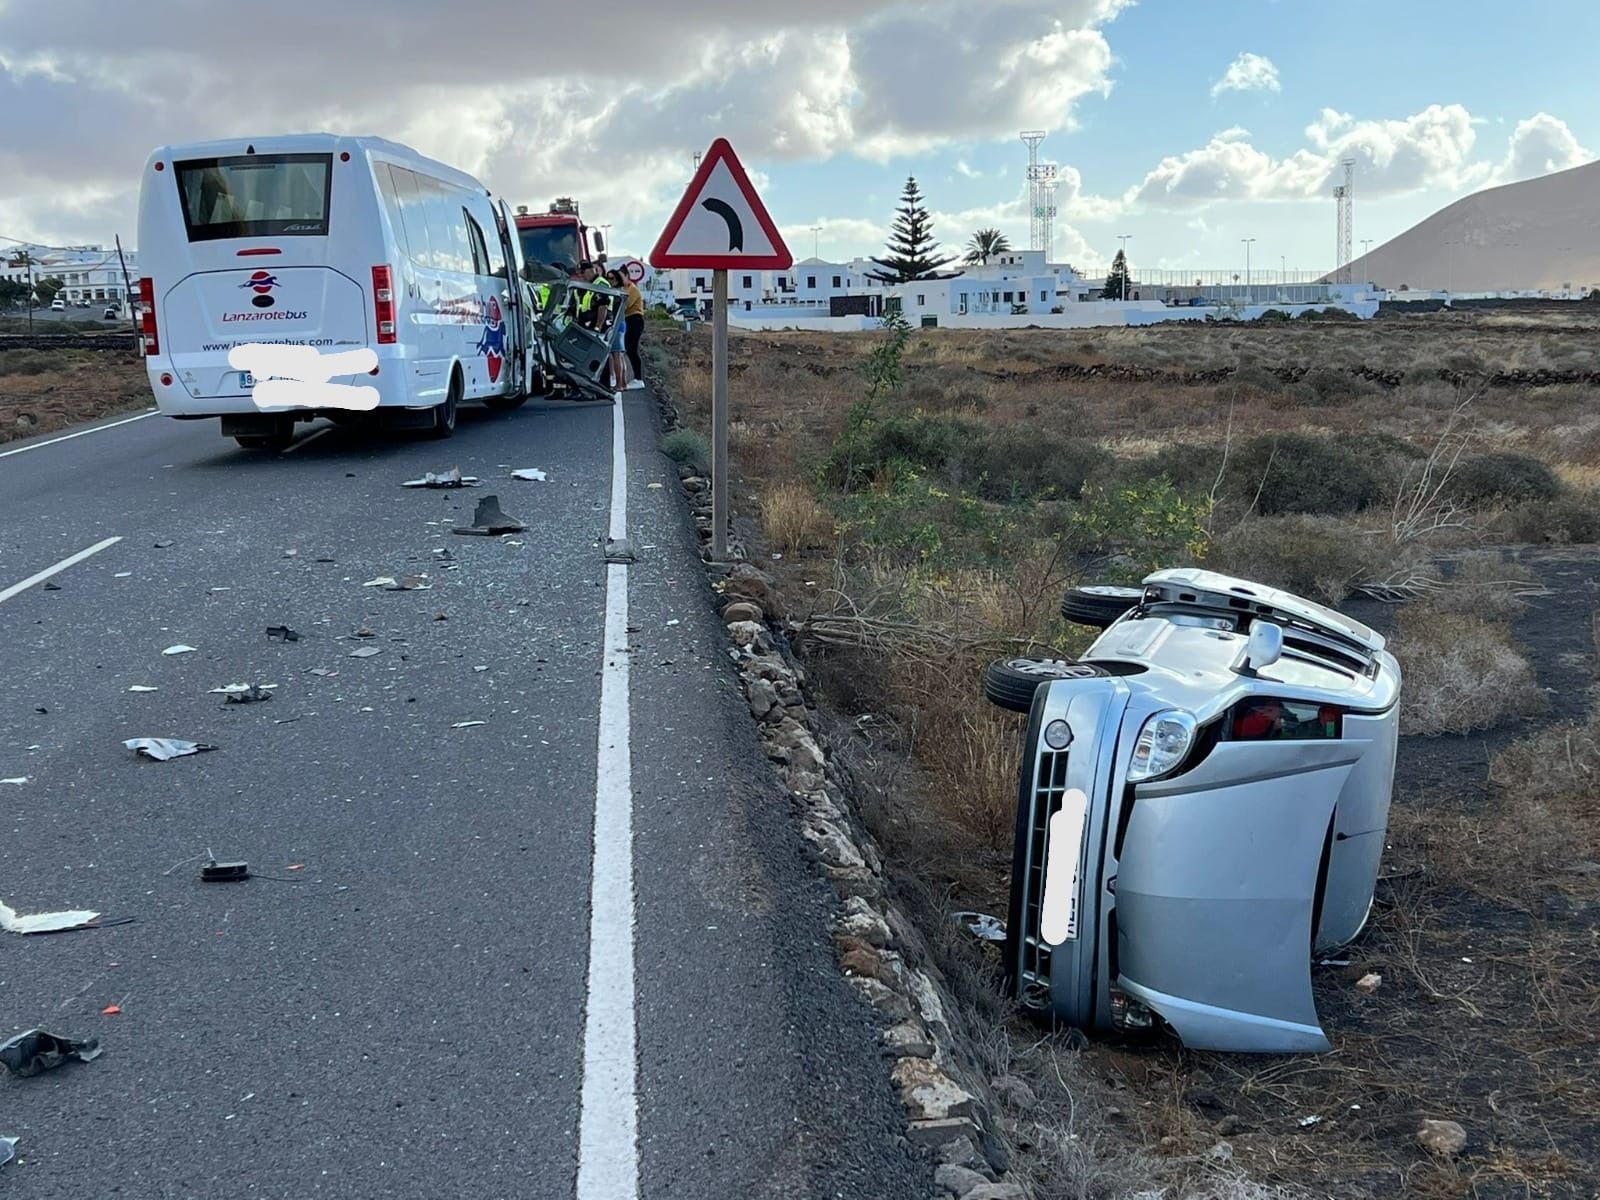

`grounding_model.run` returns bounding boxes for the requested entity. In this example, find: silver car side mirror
[1241,622,1283,674]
